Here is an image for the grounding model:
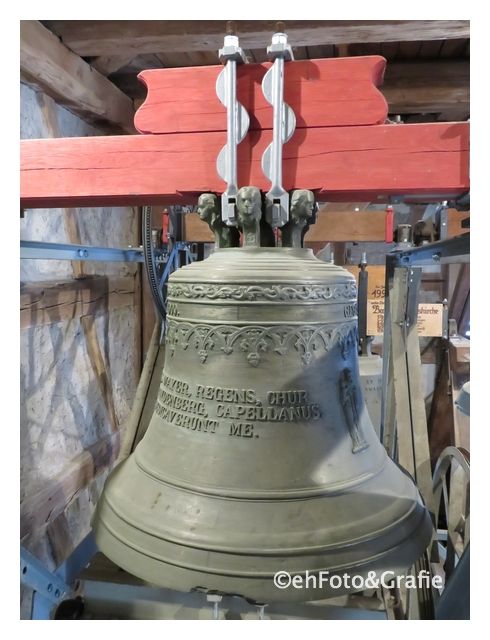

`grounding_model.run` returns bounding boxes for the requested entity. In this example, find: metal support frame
[390,233,469,267]
[20,240,144,262]
[438,206,449,241]
[21,532,97,619]
[157,241,195,333]
[385,266,434,511]
[158,241,194,299]
[379,233,470,619]
[80,579,387,620]
[381,233,470,466]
